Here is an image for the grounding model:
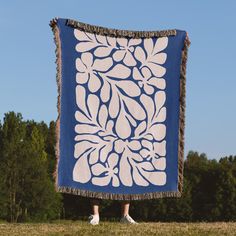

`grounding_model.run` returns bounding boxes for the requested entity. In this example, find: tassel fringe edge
[50,17,176,38]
